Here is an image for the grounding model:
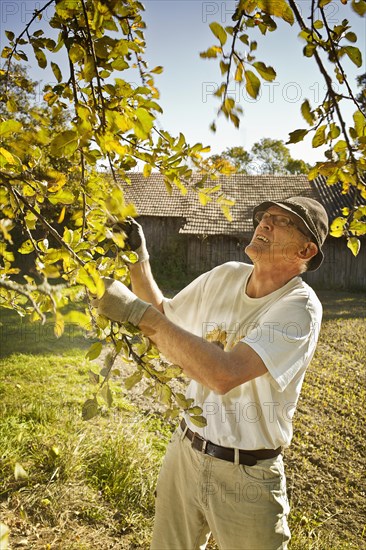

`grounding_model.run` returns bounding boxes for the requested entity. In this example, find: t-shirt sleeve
[242,296,322,392]
[162,271,210,330]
